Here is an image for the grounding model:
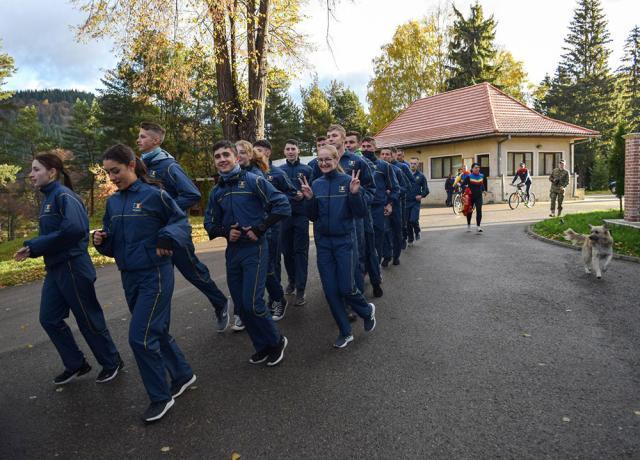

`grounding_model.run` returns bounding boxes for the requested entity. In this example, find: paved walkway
[1,198,638,458]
